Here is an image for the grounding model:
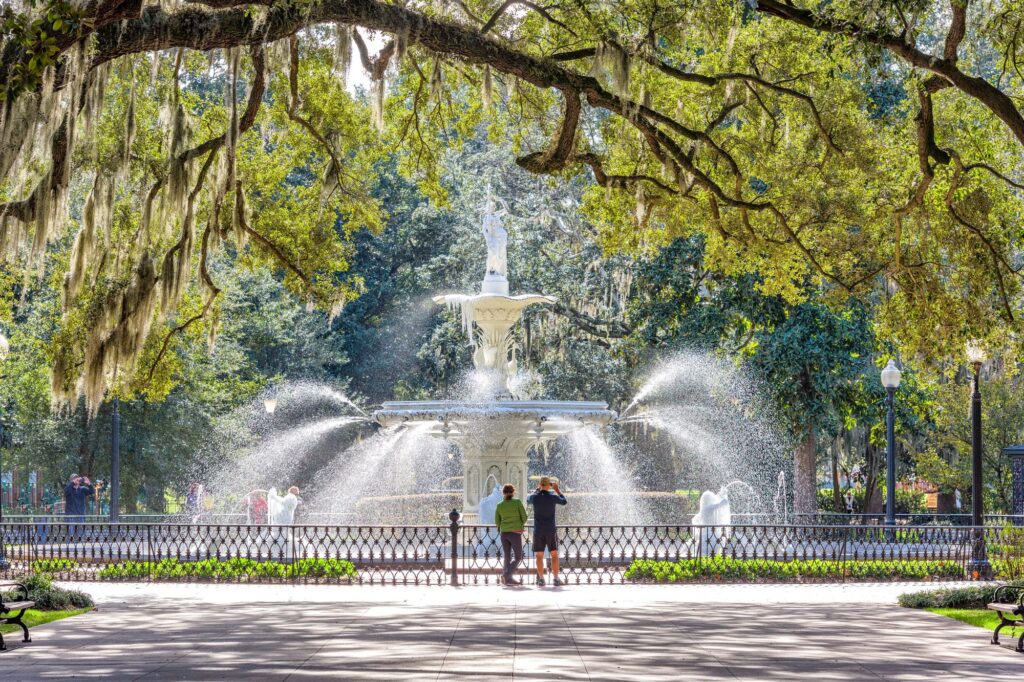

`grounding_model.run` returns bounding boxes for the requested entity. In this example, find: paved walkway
[1,582,1021,680]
